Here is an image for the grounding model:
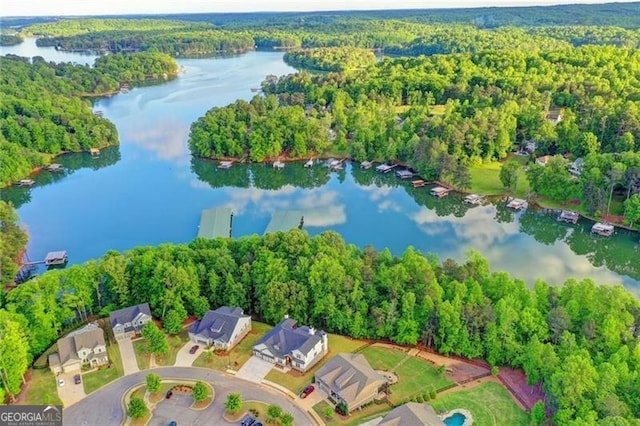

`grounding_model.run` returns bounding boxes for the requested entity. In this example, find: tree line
[0,230,638,423]
[0,52,177,187]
